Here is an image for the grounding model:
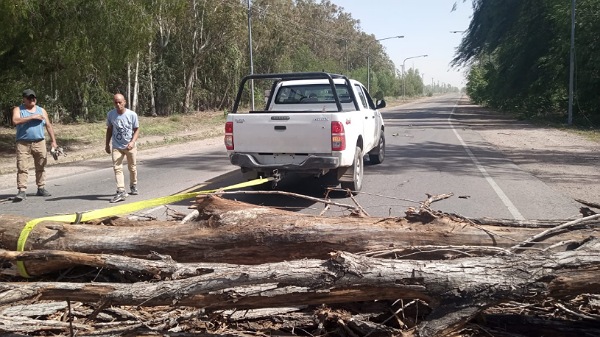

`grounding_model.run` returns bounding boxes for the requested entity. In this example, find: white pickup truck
[224,72,385,193]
